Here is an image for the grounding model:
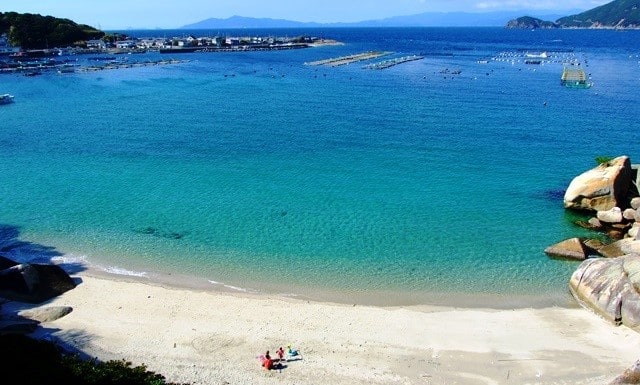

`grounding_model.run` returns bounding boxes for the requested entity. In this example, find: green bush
[0,334,189,385]
[595,156,614,165]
